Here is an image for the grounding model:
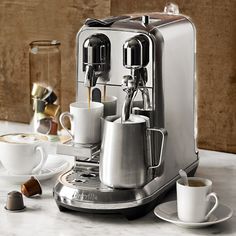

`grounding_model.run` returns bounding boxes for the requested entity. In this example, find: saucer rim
[0,161,69,178]
[0,155,71,183]
[154,200,233,228]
